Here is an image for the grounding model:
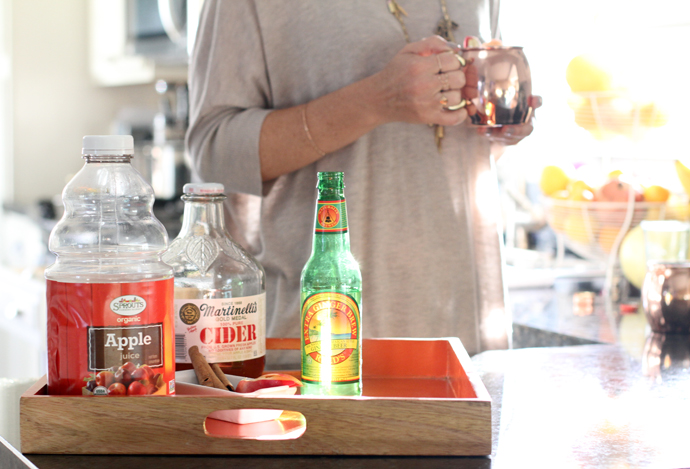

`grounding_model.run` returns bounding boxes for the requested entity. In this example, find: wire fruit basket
[569,91,667,141]
[543,198,678,264]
